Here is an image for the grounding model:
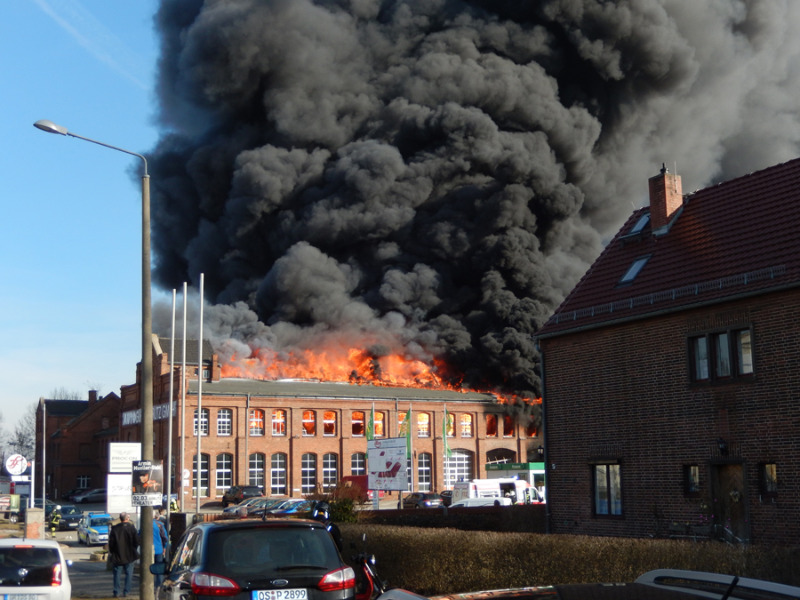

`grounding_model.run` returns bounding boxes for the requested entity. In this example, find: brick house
[116,337,541,508]
[36,391,121,499]
[536,159,800,545]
